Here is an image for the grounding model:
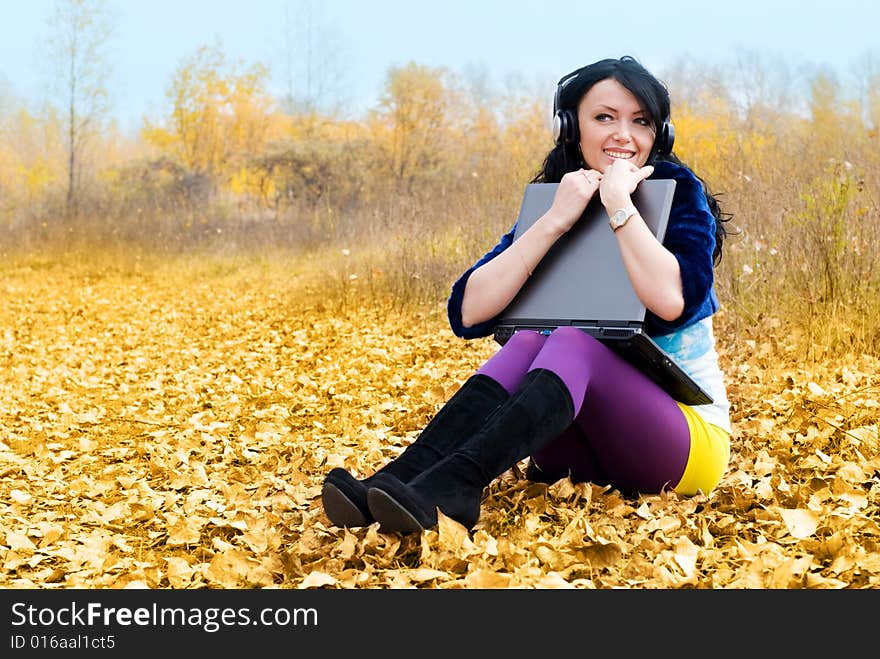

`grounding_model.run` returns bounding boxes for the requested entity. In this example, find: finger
[580,170,600,186]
